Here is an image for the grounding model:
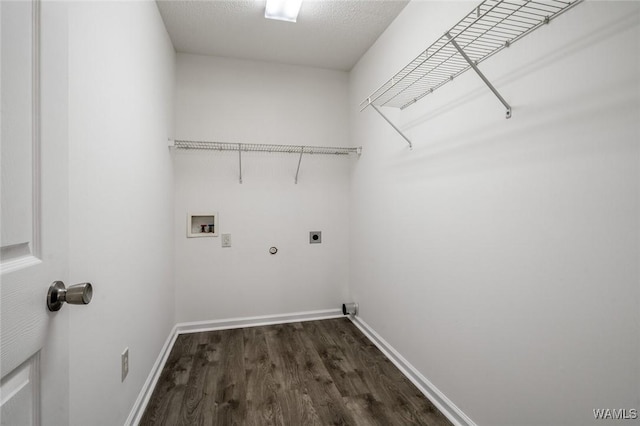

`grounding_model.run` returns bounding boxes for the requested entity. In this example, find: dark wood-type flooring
[140,317,453,425]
